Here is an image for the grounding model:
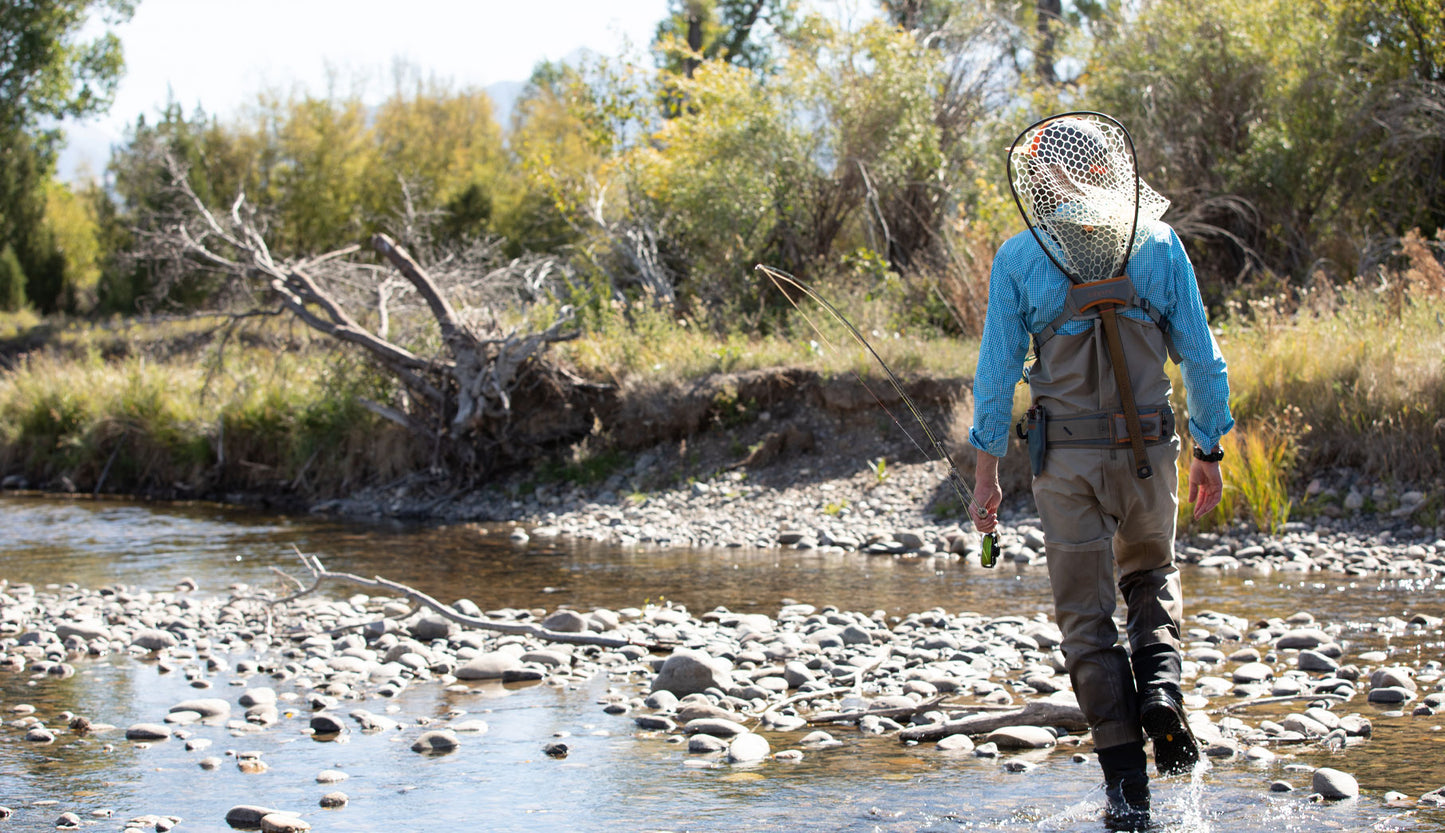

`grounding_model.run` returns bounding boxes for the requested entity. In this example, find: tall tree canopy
[0,0,133,131]
[0,0,134,313]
